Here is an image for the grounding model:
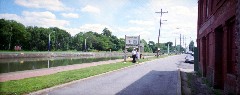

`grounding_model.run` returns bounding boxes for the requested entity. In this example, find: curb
[28,60,149,95]
[177,69,182,95]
